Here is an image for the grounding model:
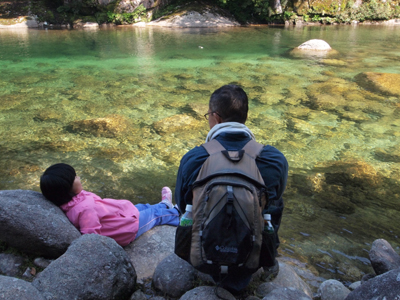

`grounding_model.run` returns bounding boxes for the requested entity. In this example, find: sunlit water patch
[1,25,400,287]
